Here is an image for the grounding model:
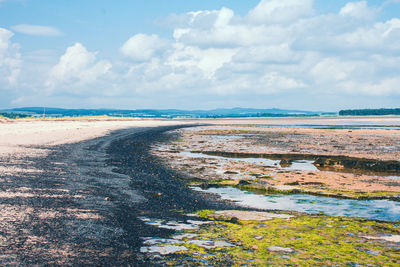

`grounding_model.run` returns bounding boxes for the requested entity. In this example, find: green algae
[168,211,400,266]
